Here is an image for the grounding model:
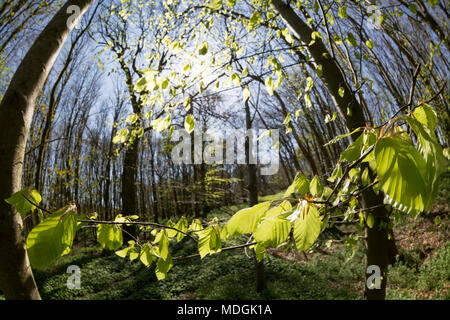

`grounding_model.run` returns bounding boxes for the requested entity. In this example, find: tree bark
[0,0,94,300]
